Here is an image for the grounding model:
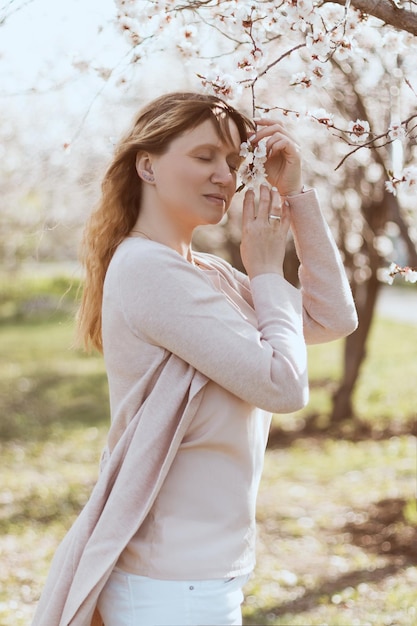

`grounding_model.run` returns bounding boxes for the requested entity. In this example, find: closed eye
[194,154,240,172]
